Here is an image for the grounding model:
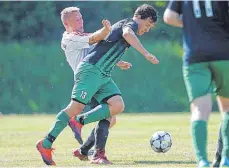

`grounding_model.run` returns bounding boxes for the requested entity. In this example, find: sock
[192,120,207,162]
[43,111,70,149]
[80,128,96,155]
[94,119,110,152]
[215,124,223,159]
[76,104,110,125]
[222,112,229,158]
